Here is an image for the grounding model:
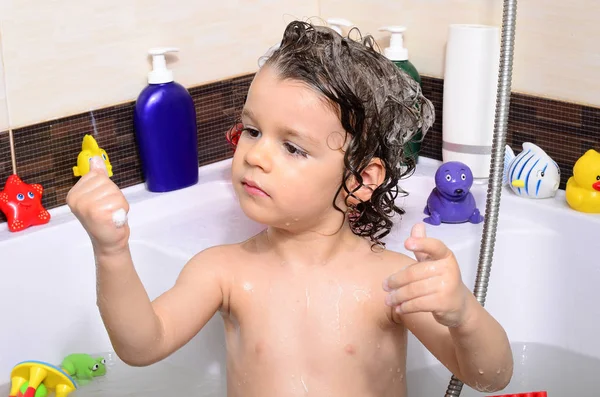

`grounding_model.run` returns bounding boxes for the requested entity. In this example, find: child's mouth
[242,180,270,197]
